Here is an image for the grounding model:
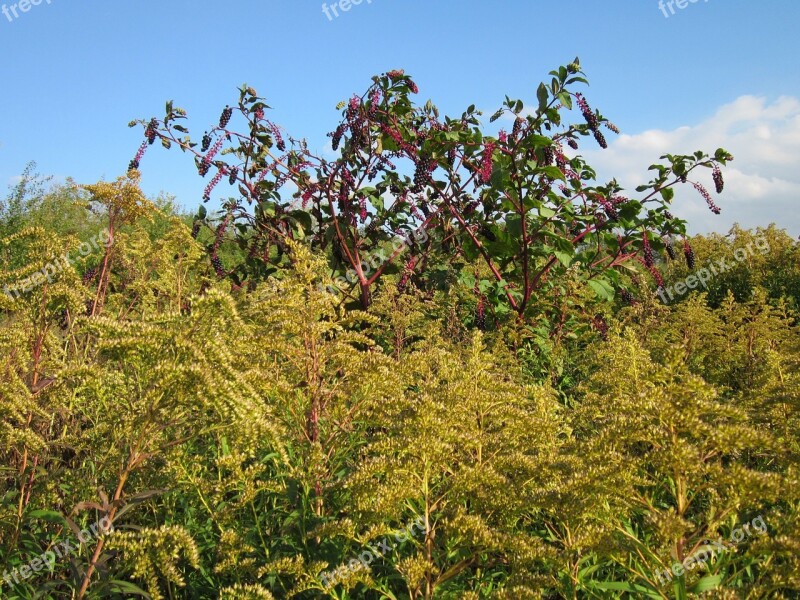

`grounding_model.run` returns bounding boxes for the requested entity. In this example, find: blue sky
[1,0,799,234]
